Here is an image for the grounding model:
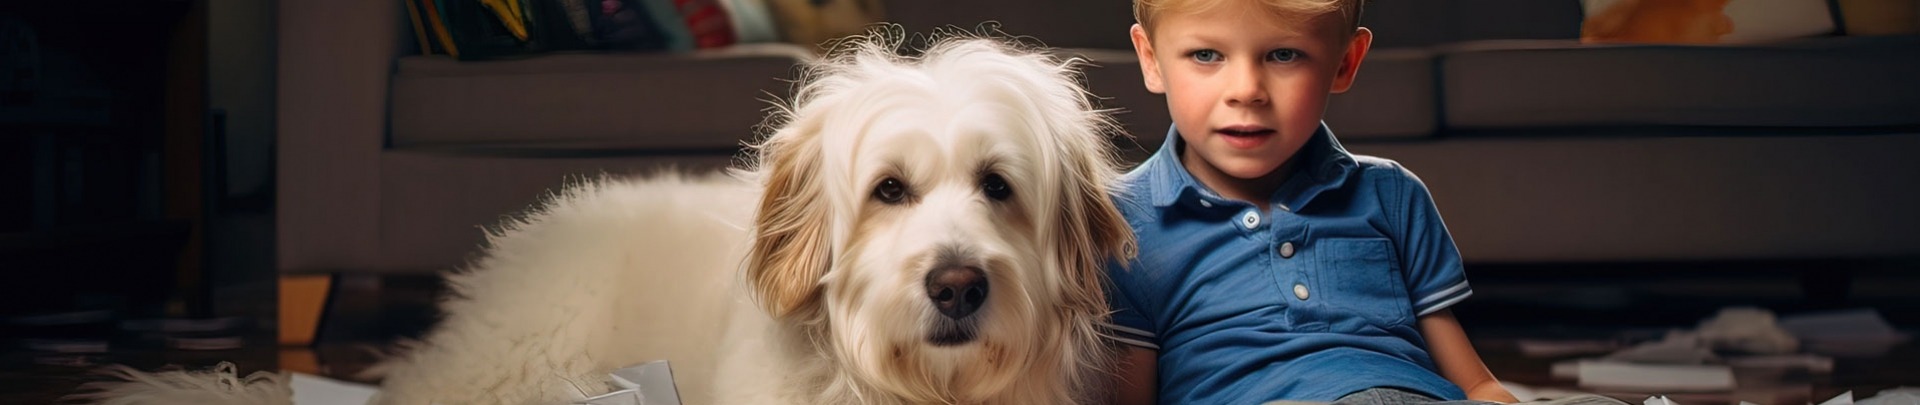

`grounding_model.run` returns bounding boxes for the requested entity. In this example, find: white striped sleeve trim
[1106,324,1154,339]
[1413,281,1473,317]
[1101,323,1158,350]
[1111,336,1160,350]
